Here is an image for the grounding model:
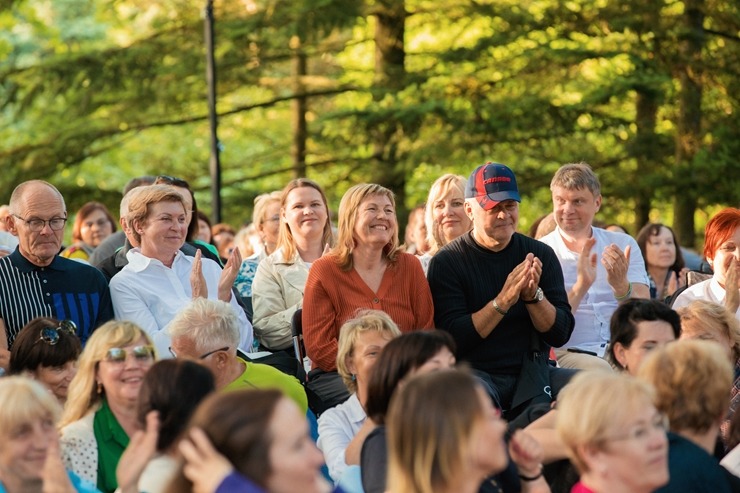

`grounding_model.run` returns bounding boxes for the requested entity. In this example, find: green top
[93,398,130,493]
[223,357,308,413]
